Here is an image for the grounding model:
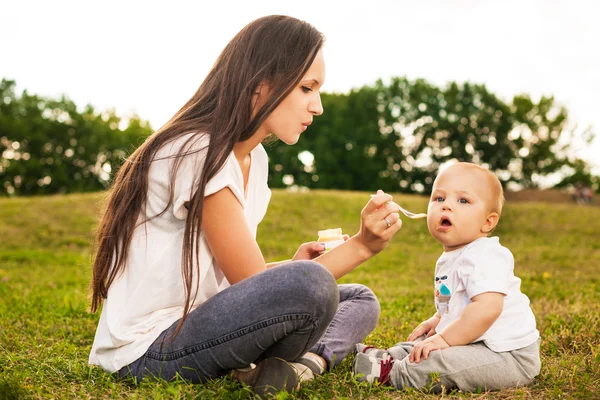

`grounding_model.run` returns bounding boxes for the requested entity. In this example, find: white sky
[3,0,599,173]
